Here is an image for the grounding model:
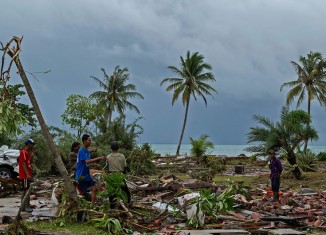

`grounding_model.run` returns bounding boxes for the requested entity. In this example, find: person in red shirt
[19,138,36,213]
